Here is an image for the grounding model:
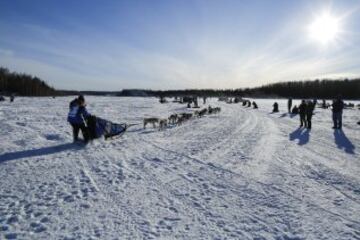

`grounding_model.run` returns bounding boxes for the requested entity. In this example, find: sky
[1,0,360,90]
